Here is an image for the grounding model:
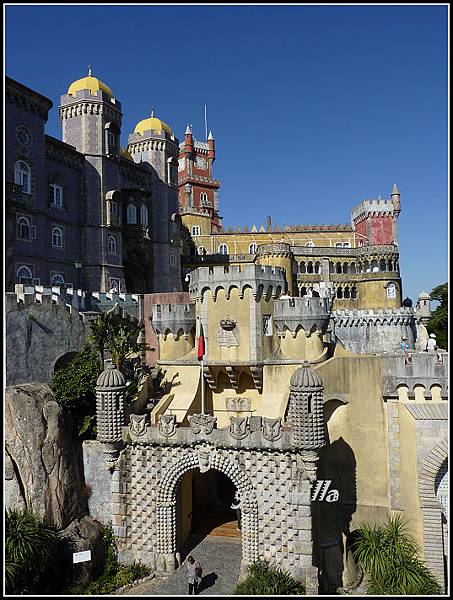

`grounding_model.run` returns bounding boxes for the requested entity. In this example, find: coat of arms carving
[196,445,214,473]
[129,414,148,437]
[229,416,250,440]
[262,417,282,442]
[157,414,177,437]
[188,414,217,435]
